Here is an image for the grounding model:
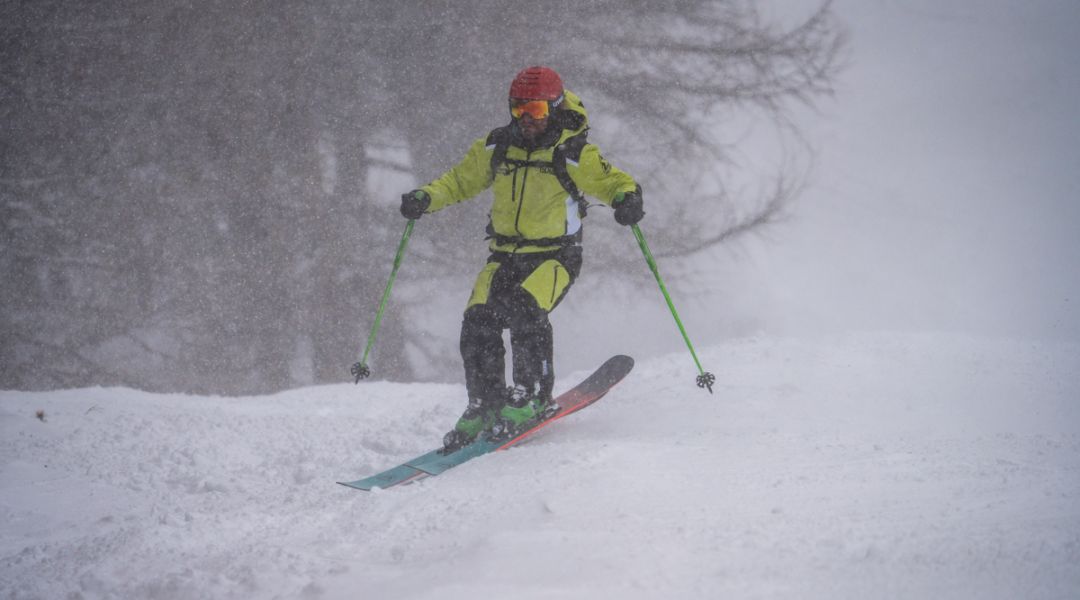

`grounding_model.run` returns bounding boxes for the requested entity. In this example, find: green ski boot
[443,397,497,452]
[491,384,554,440]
